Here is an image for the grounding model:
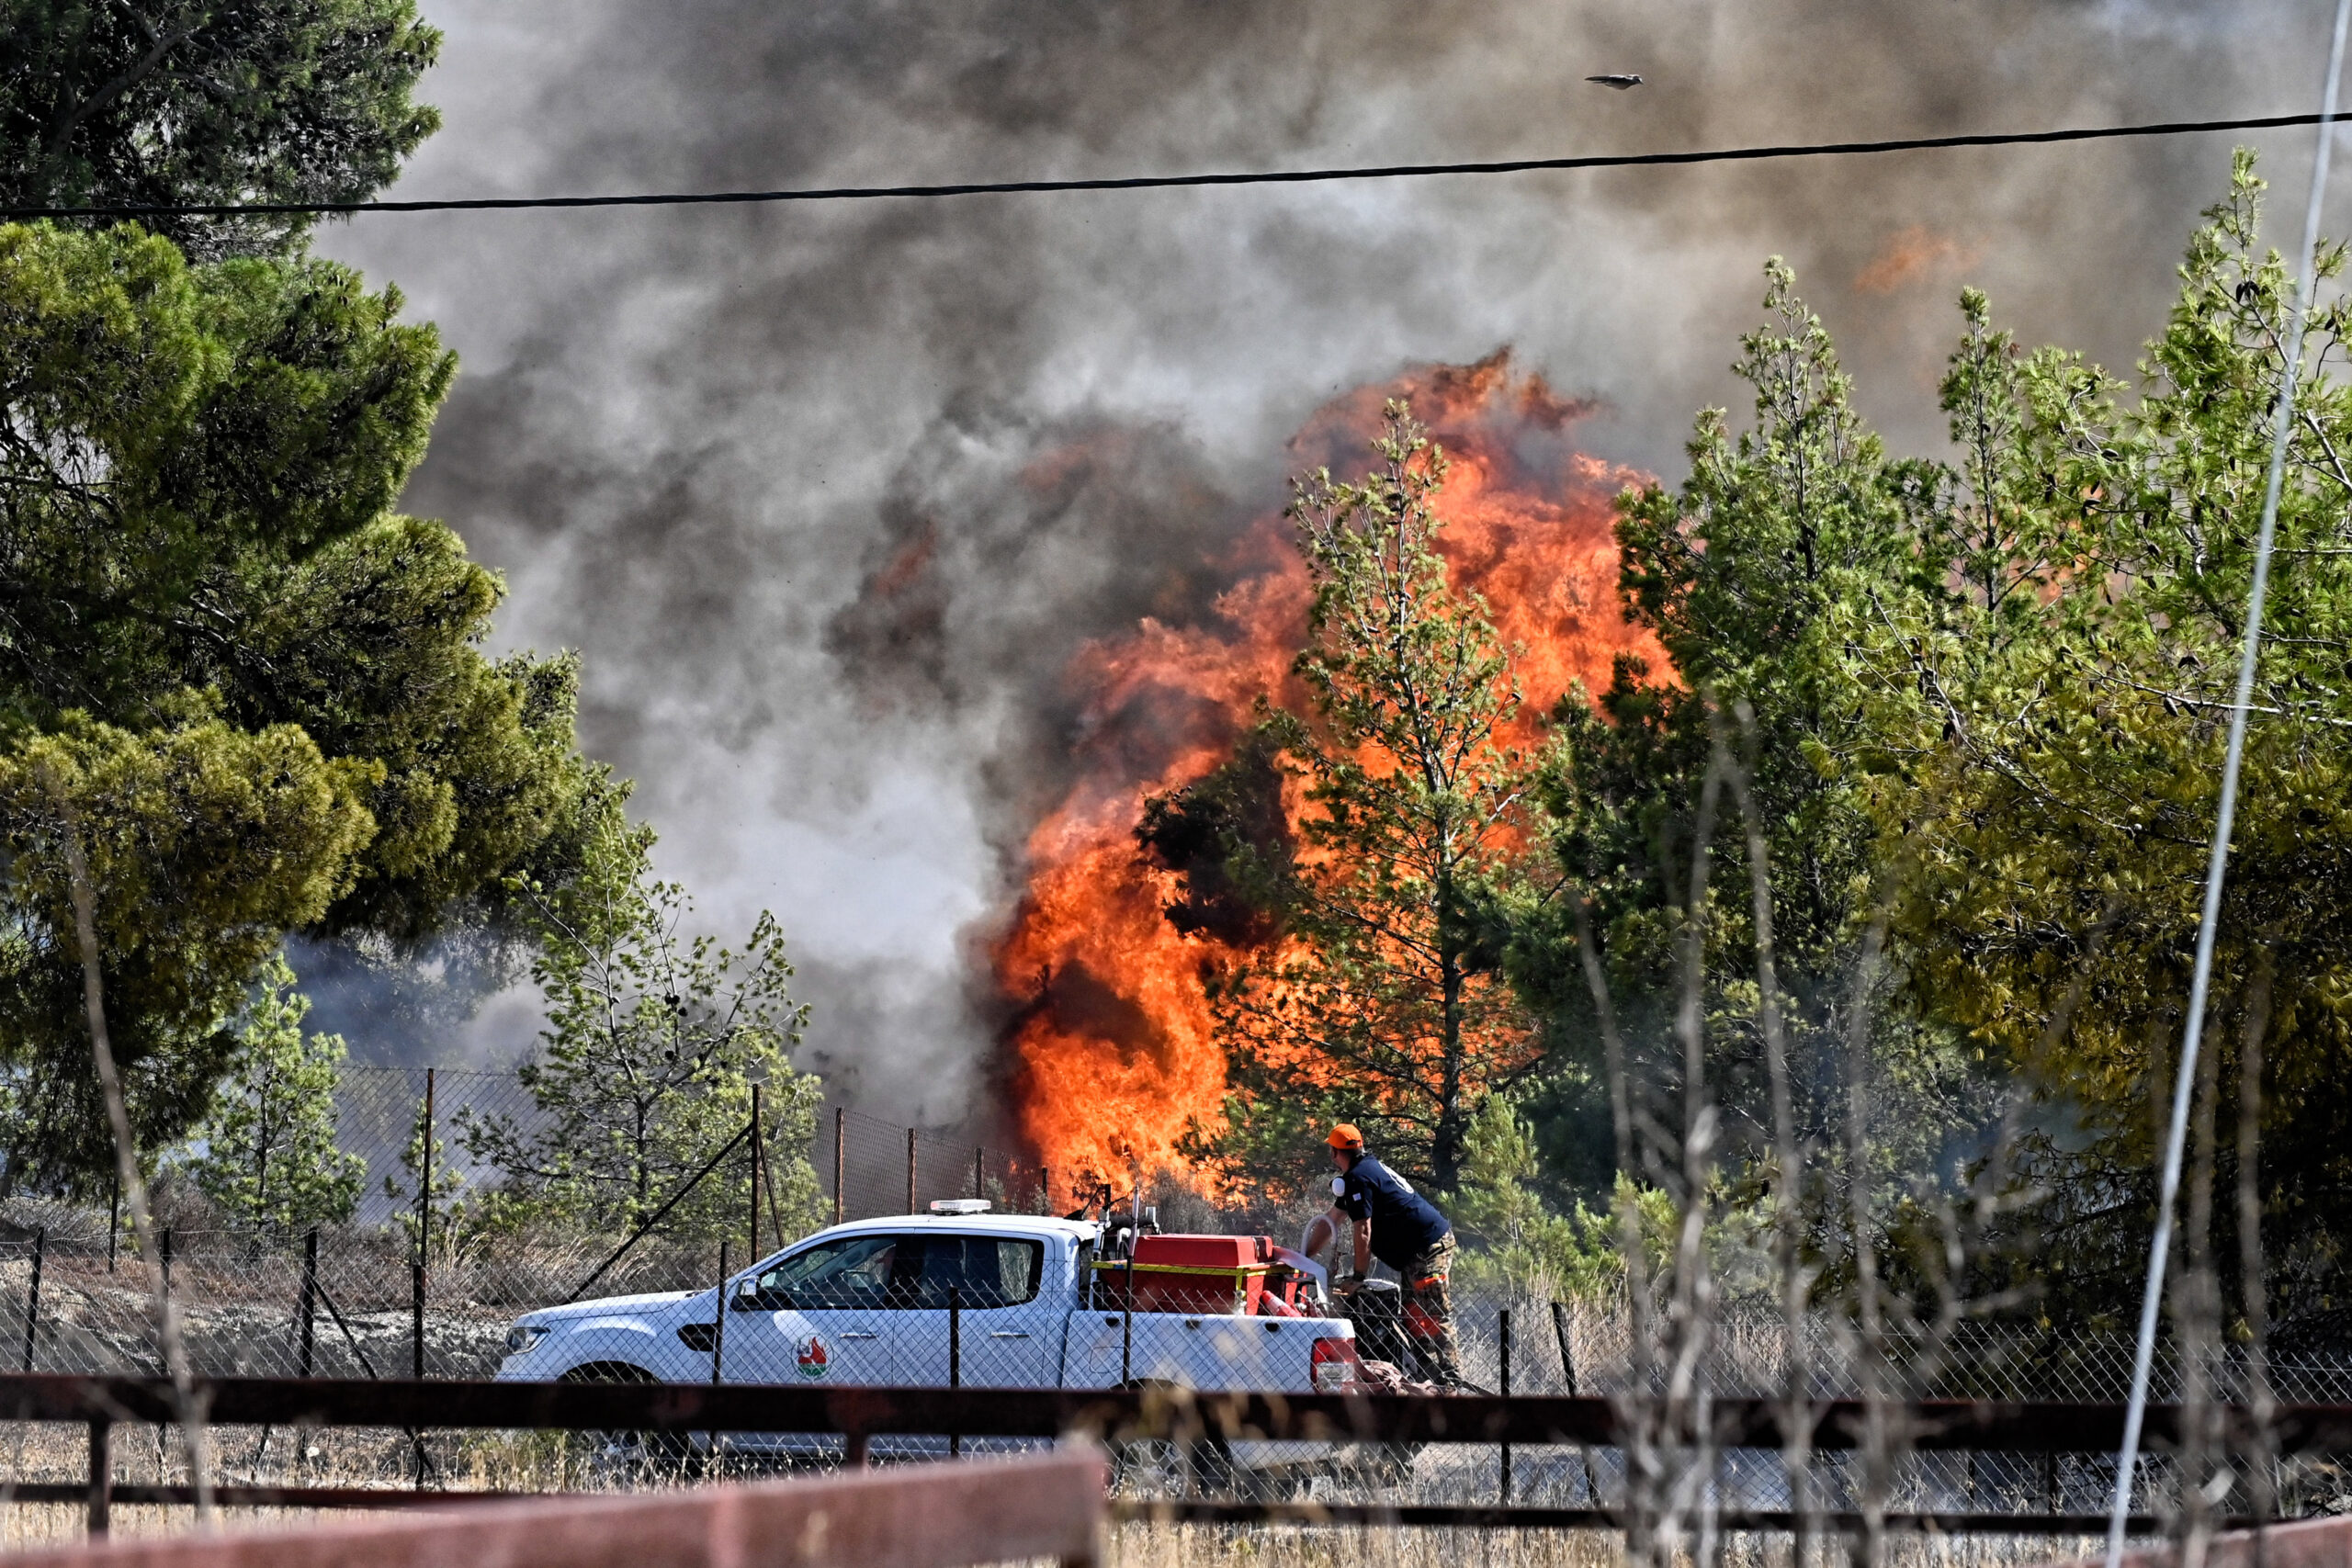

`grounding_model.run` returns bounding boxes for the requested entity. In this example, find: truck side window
[752,1235,897,1309]
[880,1236,1046,1308]
[995,1239,1039,1304]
